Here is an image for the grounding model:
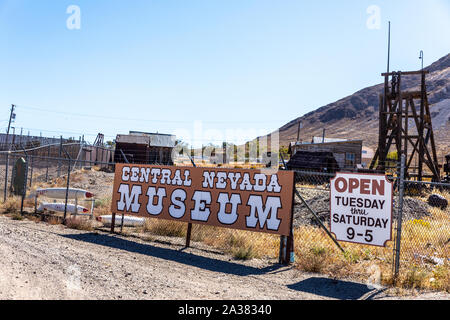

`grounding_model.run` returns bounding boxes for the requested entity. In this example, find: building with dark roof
[114,131,176,165]
[288,137,363,171]
[286,151,339,173]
